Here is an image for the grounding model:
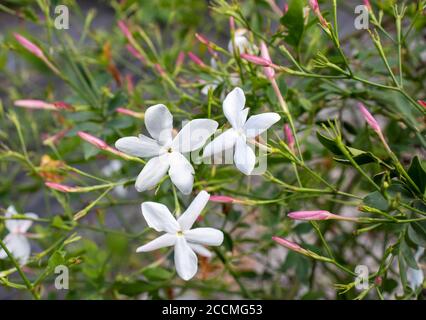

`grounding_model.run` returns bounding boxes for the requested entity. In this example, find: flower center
[167,147,173,153]
[176,231,184,237]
